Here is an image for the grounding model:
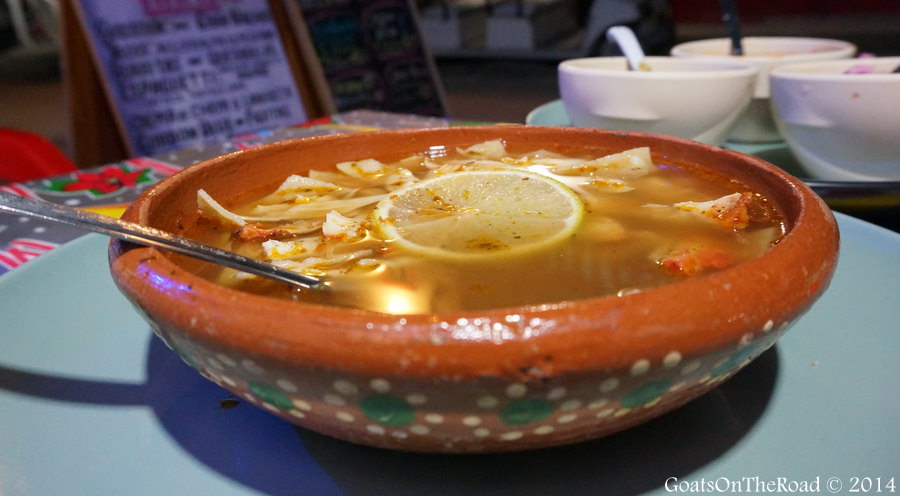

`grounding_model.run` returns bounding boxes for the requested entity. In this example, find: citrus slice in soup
[373,169,585,261]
